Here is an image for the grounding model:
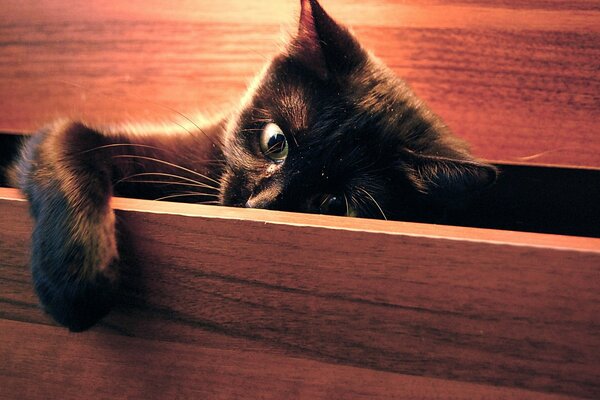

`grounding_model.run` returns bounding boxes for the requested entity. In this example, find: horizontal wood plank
[0,187,598,398]
[0,0,598,167]
[0,319,580,400]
